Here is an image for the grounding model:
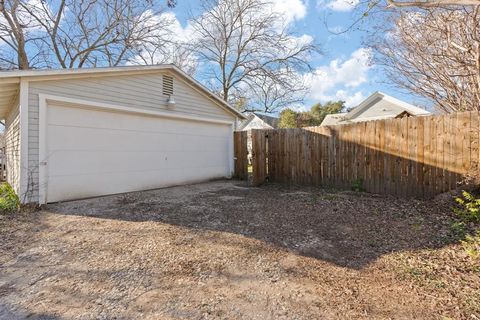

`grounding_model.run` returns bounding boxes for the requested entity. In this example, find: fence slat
[393,118,402,196]
[471,112,480,184]
[435,115,445,194]
[424,116,434,197]
[416,117,425,198]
